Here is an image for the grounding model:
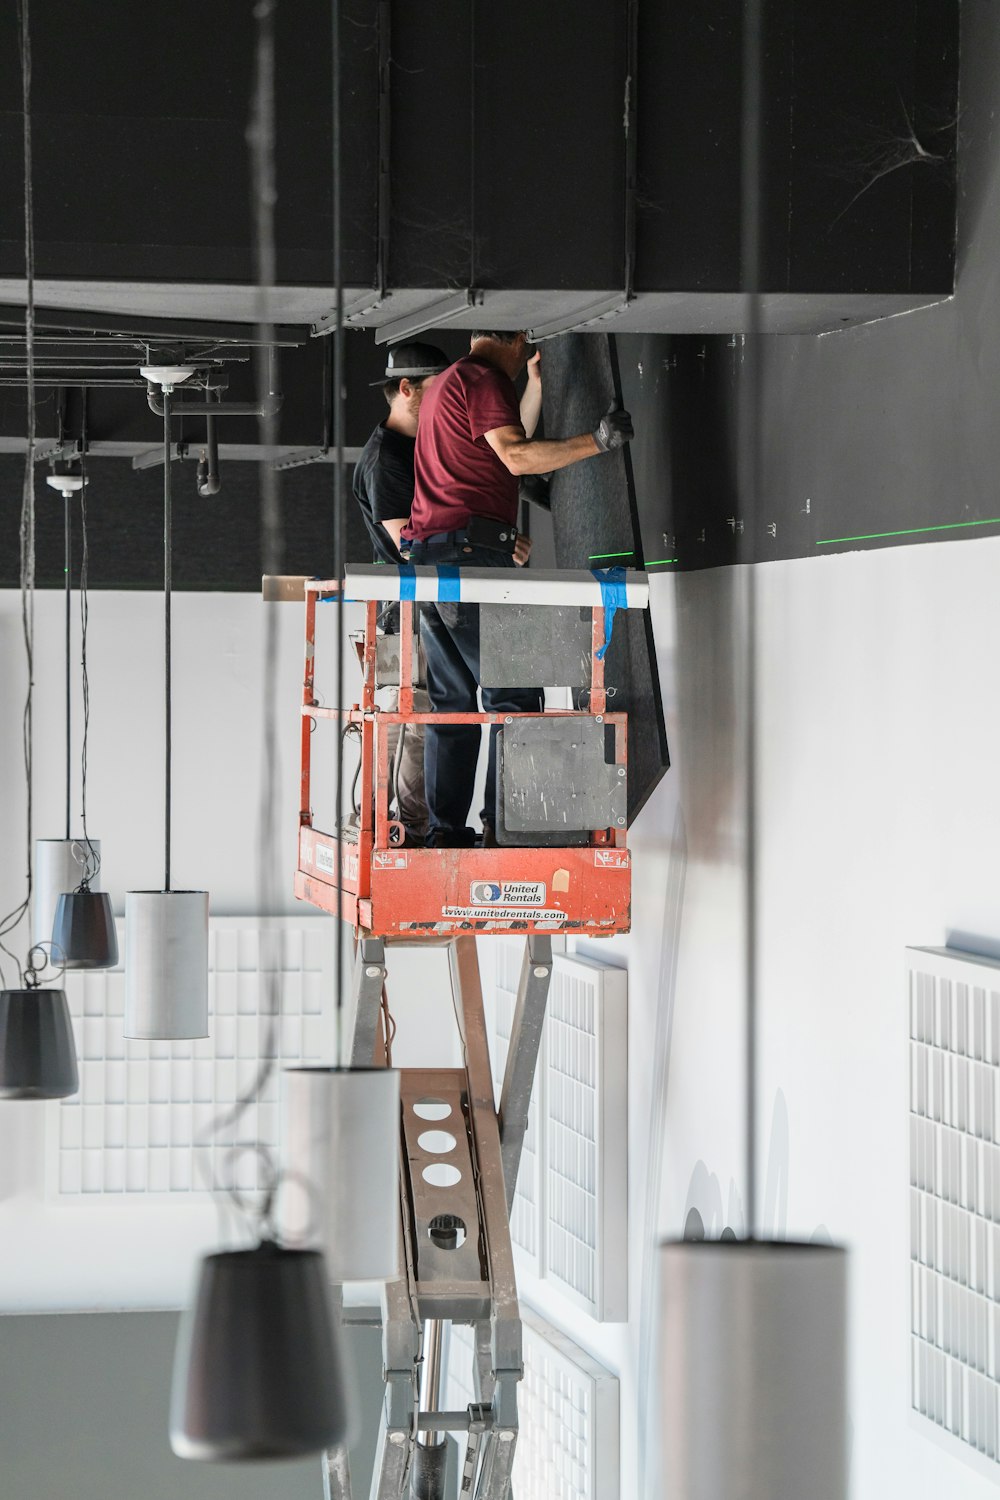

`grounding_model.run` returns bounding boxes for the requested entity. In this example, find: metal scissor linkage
[323,933,552,1500]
